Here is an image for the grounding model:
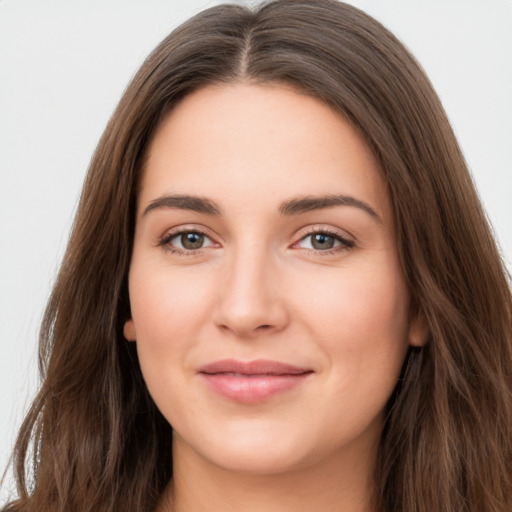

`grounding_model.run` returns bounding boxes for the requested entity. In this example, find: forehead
[139,83,391,221]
